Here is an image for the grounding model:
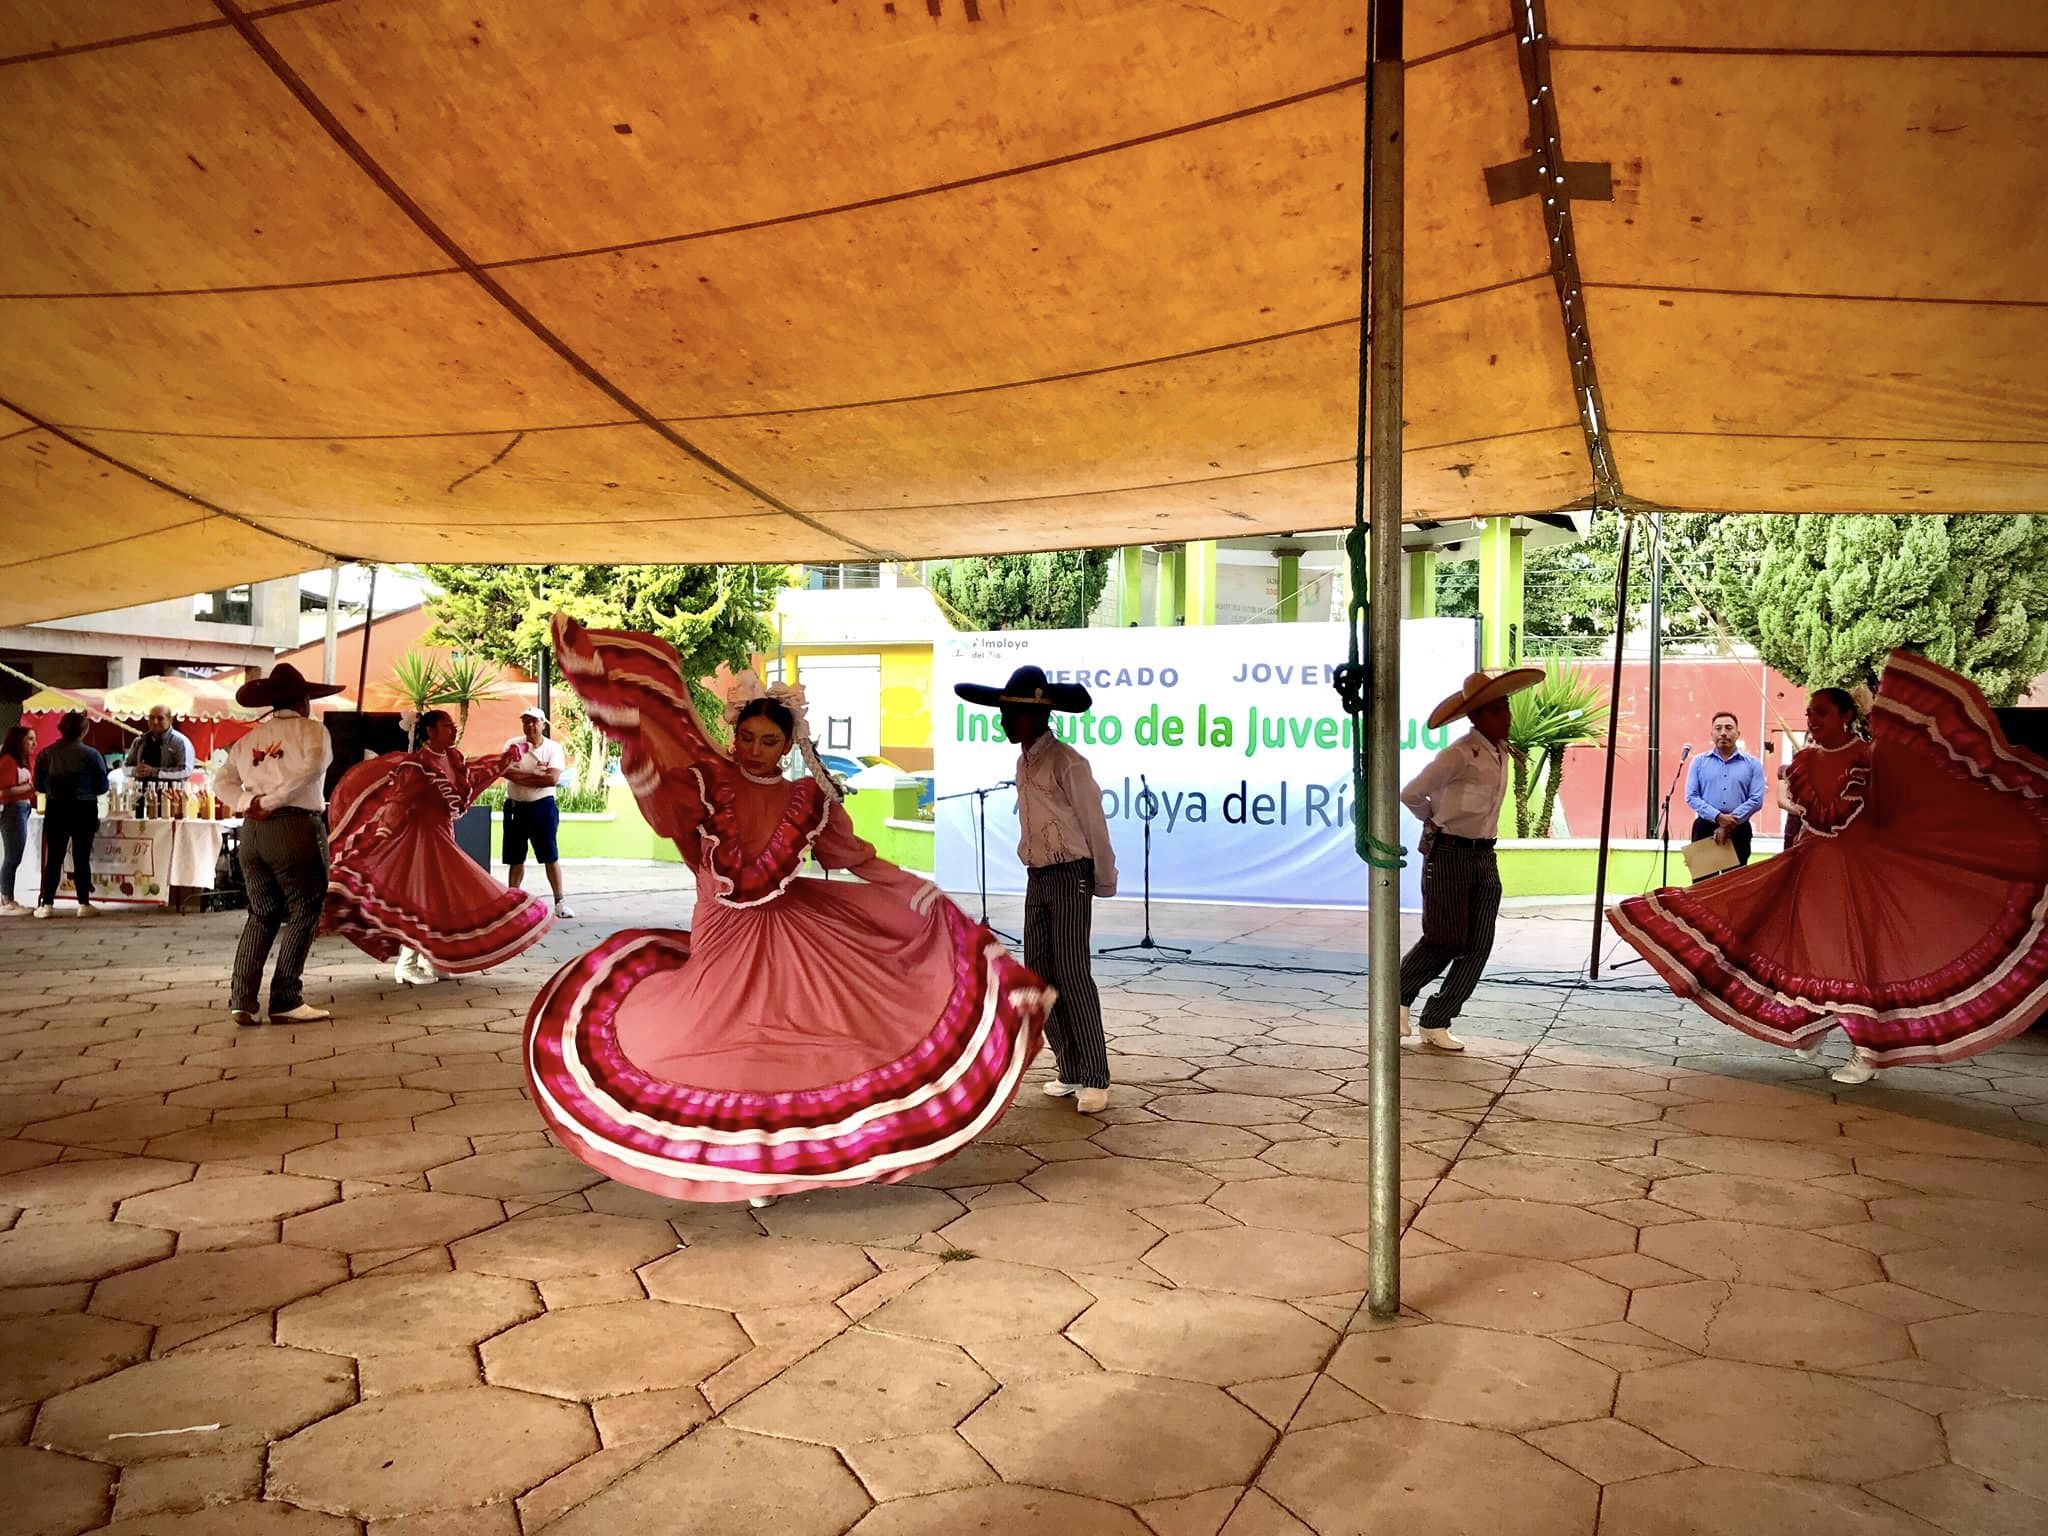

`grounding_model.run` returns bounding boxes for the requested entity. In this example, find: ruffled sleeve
[811,801,925,896]
[552,613,724,859]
